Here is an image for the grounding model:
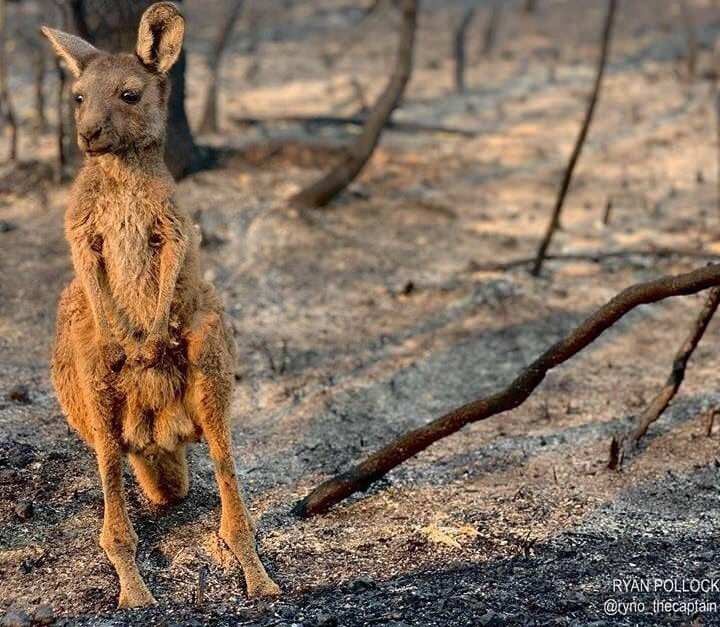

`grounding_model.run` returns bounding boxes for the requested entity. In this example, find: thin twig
[531,0,617,276]
[602,198,613,225]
